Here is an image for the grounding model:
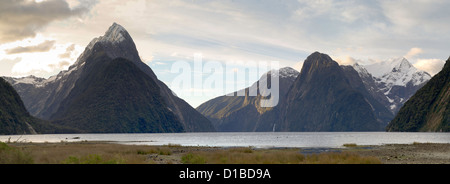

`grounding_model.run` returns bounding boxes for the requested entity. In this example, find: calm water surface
[1,132,450,148]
